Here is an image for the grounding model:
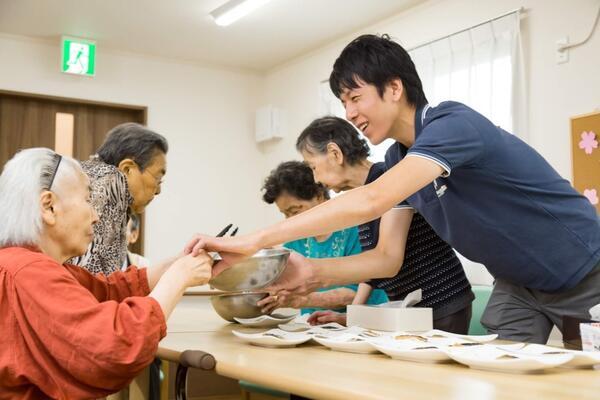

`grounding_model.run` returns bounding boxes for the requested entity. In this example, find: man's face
[340,81,400,146]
